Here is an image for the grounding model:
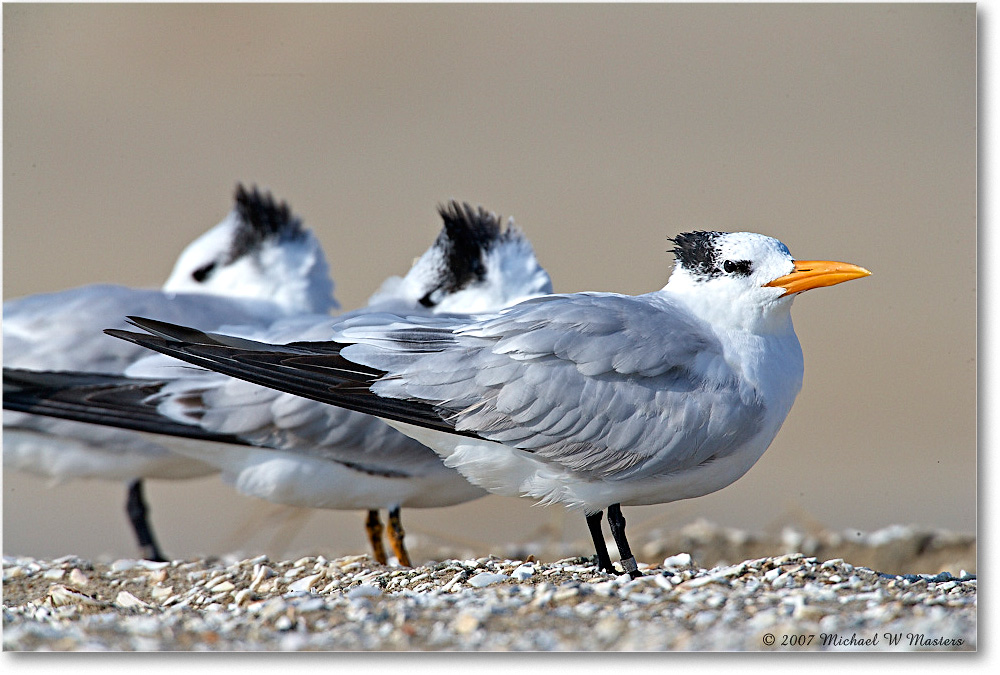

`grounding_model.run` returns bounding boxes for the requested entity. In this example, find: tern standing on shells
[2,185,338,562]
[109,229,870,577]
[4,200,553,567]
